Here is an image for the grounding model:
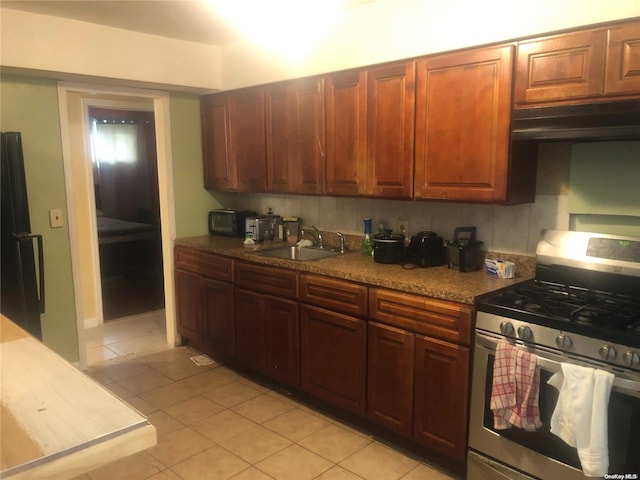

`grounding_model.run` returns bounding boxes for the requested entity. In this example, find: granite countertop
[176,236,535,305]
